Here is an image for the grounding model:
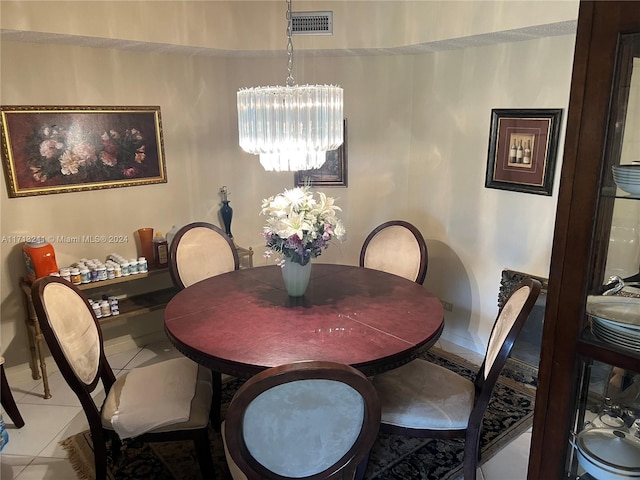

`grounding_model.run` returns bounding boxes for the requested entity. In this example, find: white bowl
[613,164,640,172]
[614,182,640,195]
[613,174,640,181]
[612,167,640,175]
[587,296,640,326]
